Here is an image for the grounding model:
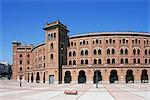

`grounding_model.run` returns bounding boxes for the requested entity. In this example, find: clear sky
[0,0,150,64]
